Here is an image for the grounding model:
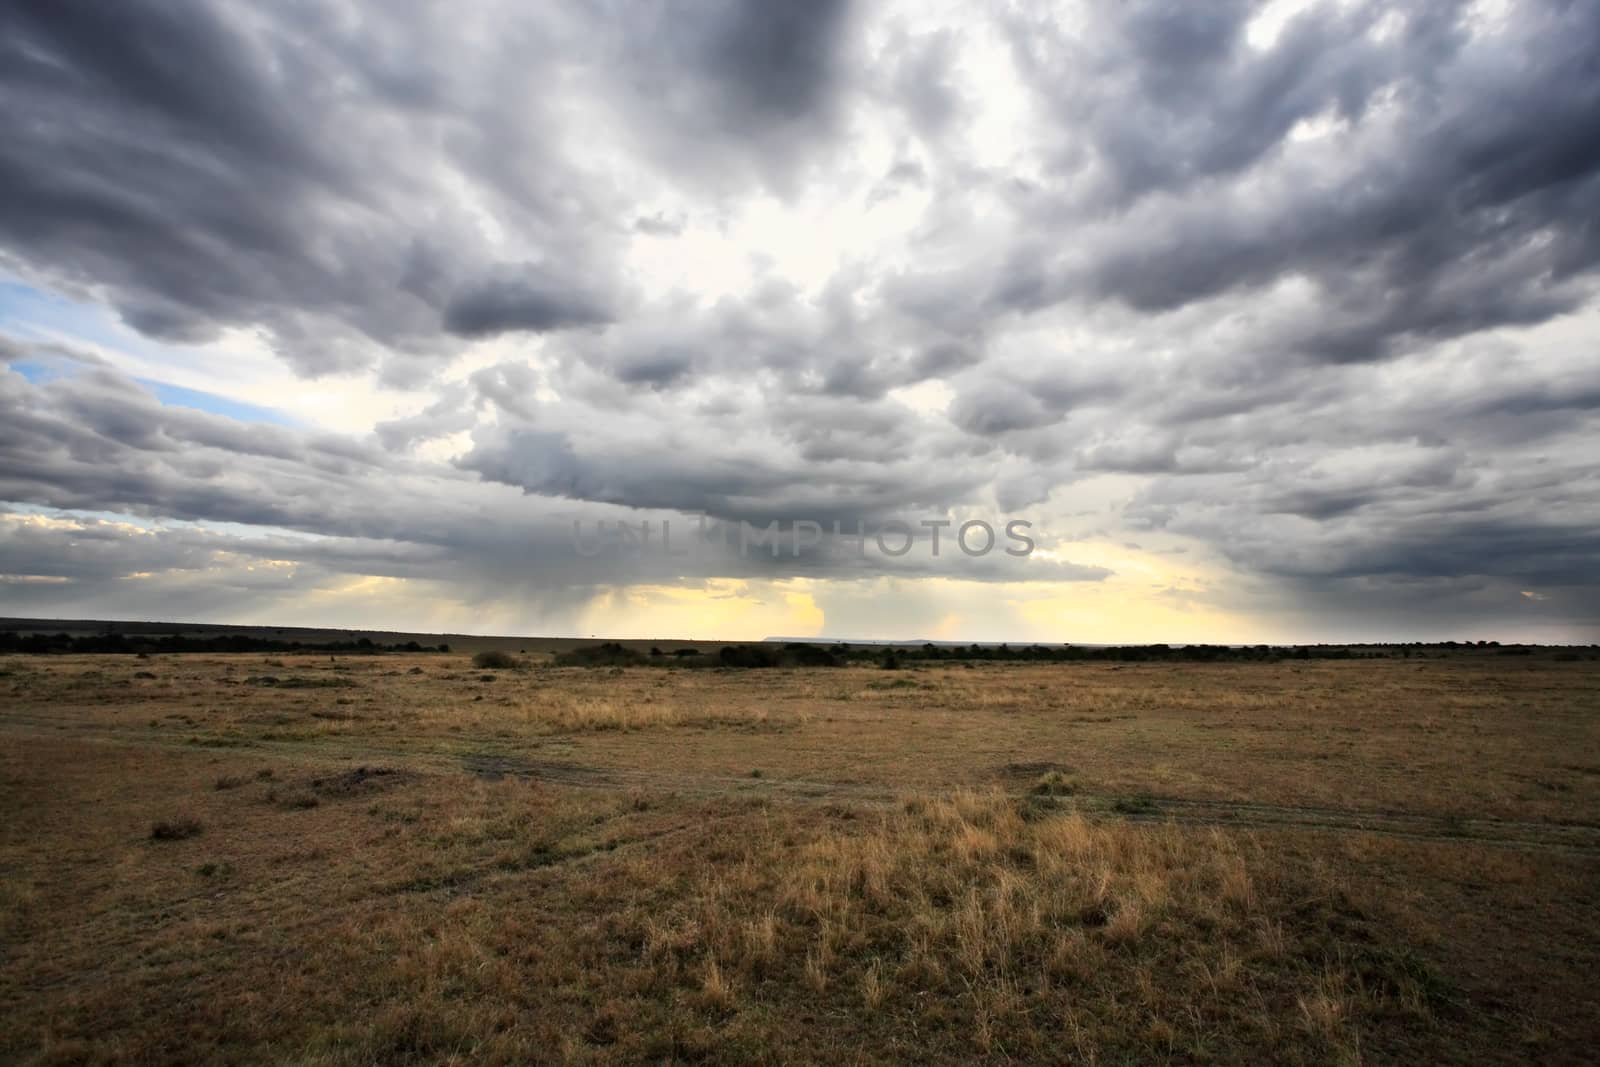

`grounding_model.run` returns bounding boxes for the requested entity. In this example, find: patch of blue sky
[0,278,130,351]
[1,278,298,427]
[6,359,72,384]
[136,379,299,426]
[157,514,330,543]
